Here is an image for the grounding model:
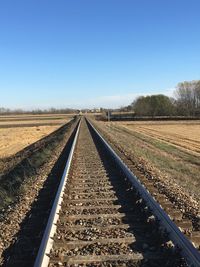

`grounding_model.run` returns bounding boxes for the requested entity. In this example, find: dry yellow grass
[0,114,74,125]
[113,120,200,156]
[0,113,75,119]
[0,119,68,126]
[93,119,200,200]
[0,114,74,158]
[0,125,62,158]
